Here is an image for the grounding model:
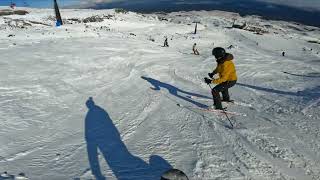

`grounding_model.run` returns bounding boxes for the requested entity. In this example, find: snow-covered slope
[0,7,319,180]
